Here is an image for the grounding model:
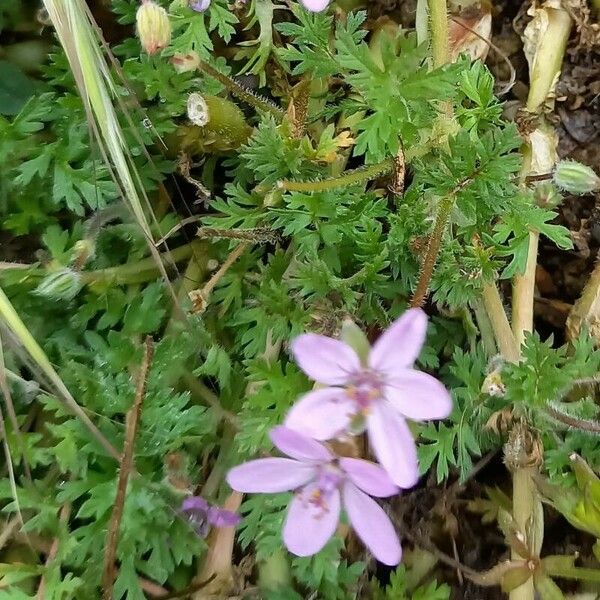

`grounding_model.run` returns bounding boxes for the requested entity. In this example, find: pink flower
[227,426,401,565]
[299,0,331,11]
[285,308,452,488]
